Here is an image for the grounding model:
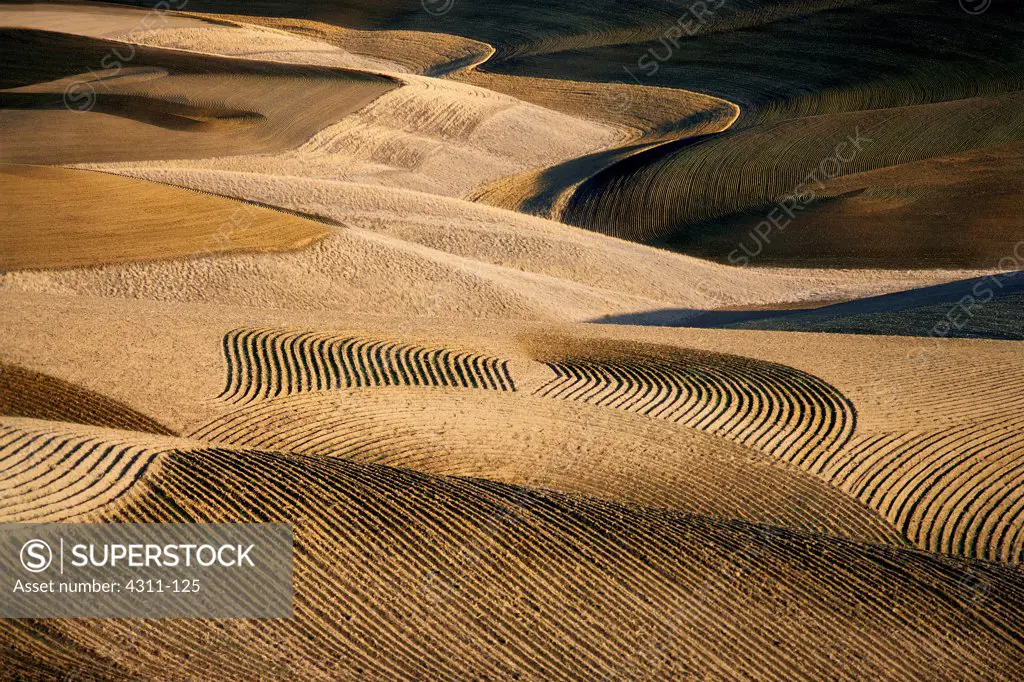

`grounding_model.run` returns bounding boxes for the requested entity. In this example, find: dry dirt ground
[1,1,1022,680]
